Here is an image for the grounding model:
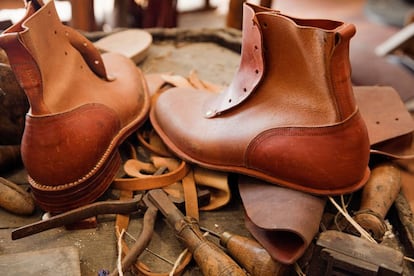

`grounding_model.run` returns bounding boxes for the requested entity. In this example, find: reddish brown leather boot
[0,0,150,212]
[150,3,370,195]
